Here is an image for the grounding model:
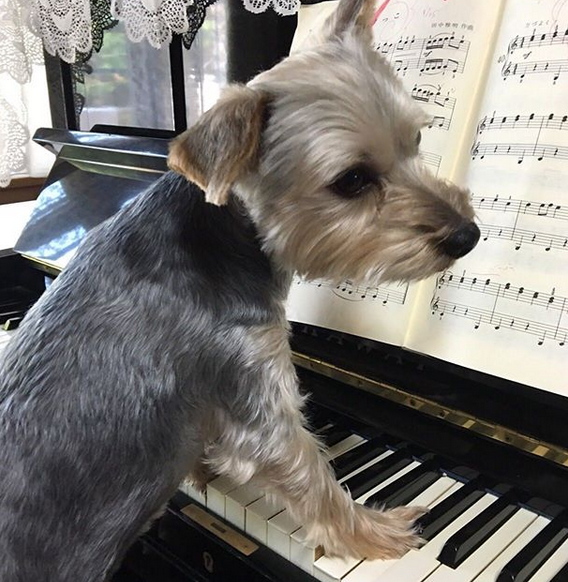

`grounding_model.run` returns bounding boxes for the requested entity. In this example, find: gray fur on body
[0,172,285,581]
